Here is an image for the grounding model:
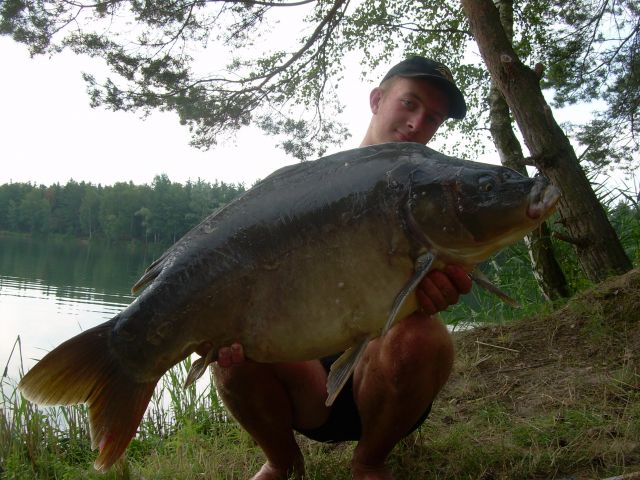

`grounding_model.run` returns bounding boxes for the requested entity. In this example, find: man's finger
[427,270,459,306]
[230,343,244,364]
[444,265,472,294]
[217,346,232,368]
[416,289,438,315]
[417,276,448,312]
